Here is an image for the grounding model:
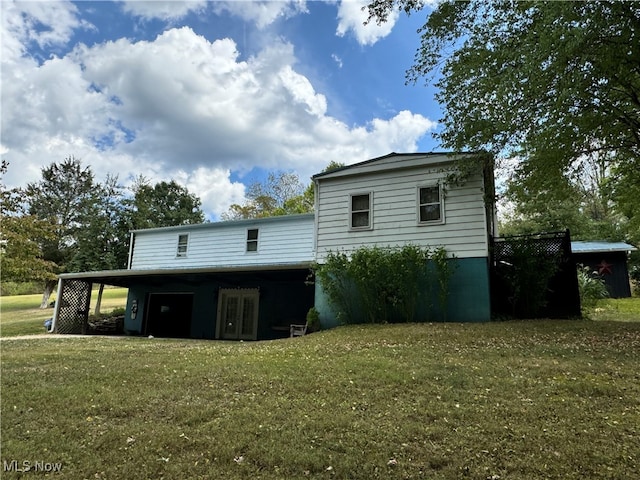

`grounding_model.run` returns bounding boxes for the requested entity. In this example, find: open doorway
[144,293,193,338]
